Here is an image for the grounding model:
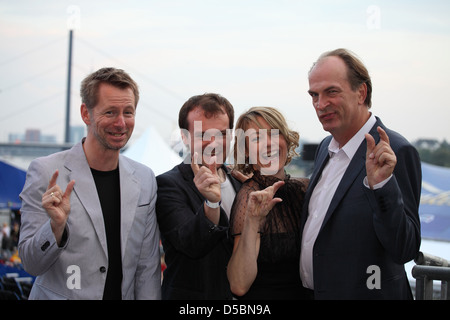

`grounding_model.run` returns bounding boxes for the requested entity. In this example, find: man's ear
[180,129,190,147]
[358,83,368,105]
[81,104,91,125]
